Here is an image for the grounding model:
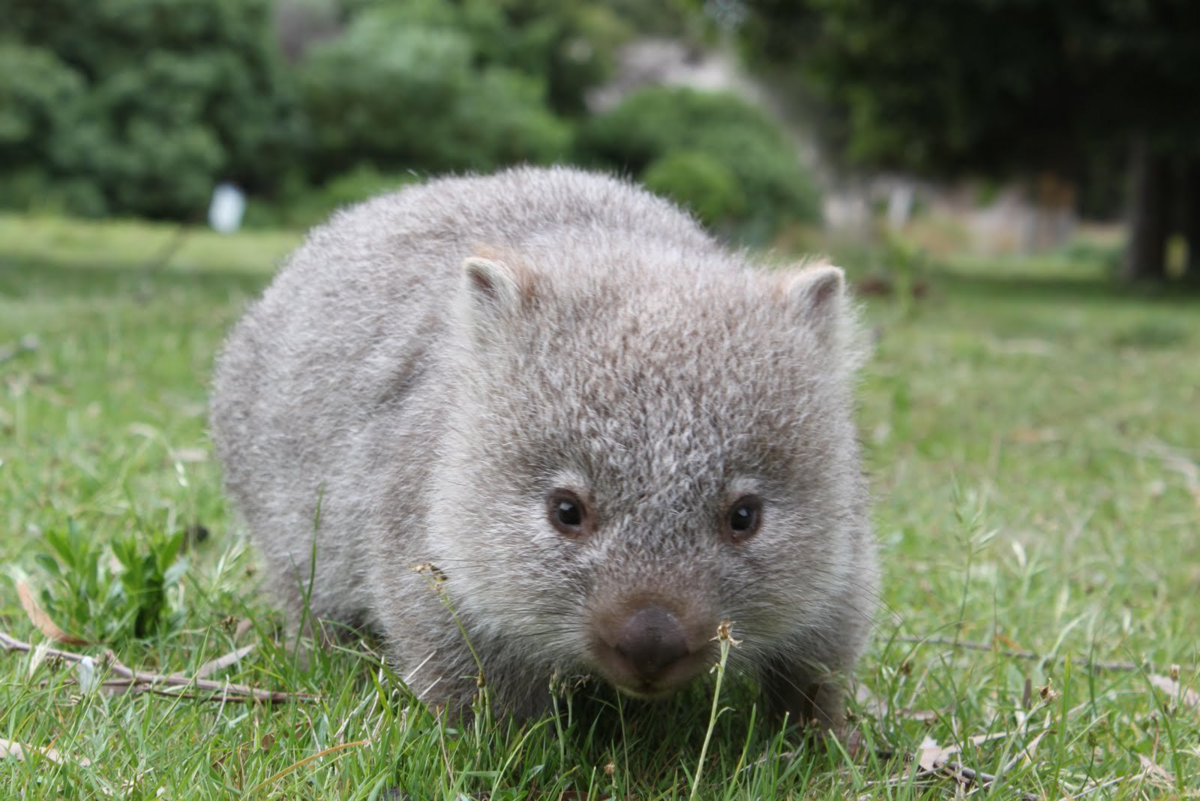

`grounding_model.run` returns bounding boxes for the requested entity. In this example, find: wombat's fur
[210,167,877,730]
